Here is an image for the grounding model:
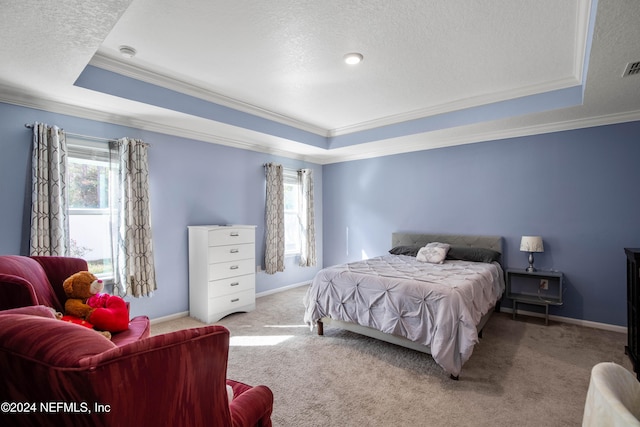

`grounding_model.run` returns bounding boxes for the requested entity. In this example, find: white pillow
[416,242,450,264]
